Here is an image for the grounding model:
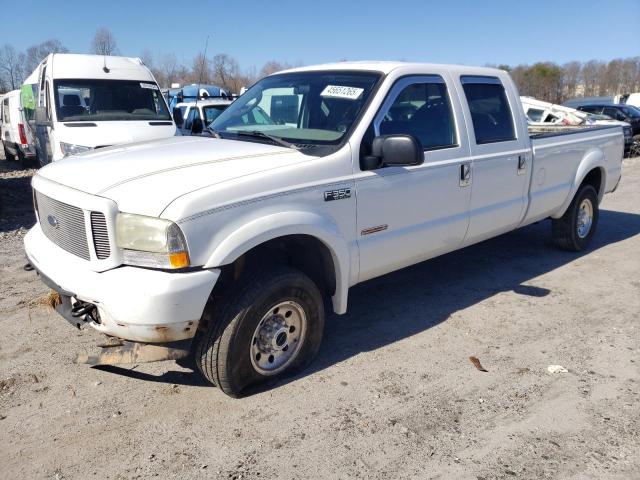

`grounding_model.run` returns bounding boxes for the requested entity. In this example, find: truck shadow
[94,208,640,391]
[295,208,640,384]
